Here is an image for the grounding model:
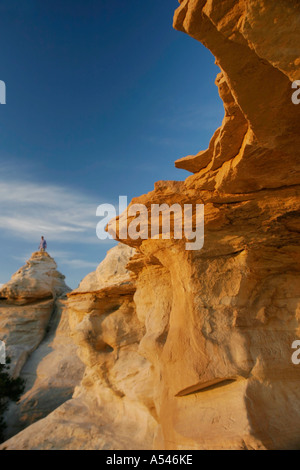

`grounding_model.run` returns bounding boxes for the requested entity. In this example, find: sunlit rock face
[109,0,300,449]
[173,1,300,188]
[1,0,300,451]
[0,251,69,305]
